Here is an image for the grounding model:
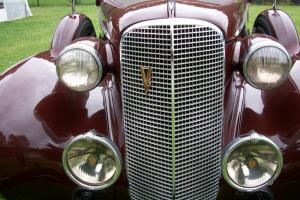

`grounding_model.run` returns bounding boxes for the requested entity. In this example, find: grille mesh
[121,19,224,200]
